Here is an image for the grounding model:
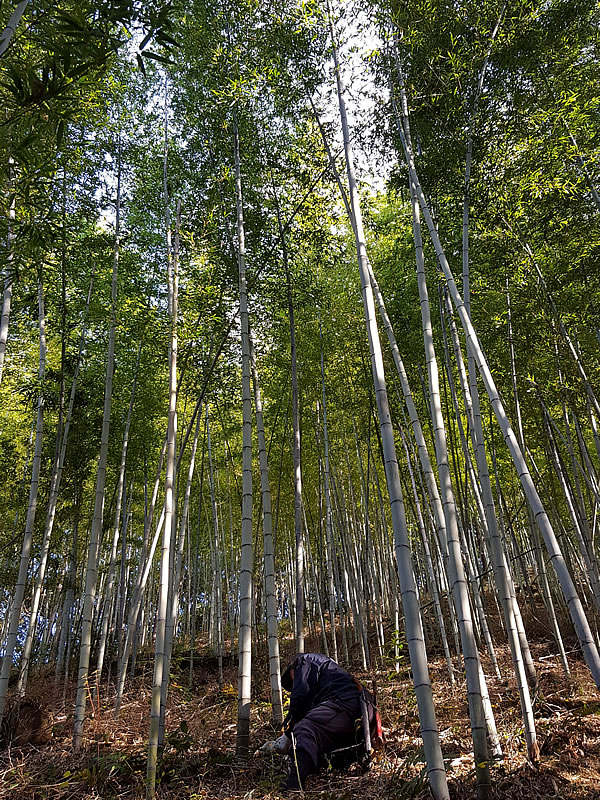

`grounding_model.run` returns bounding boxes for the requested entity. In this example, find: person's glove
[258,733,291,755]
[274,733,291,754]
